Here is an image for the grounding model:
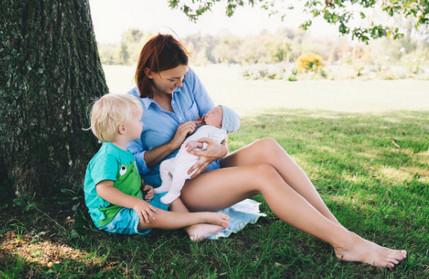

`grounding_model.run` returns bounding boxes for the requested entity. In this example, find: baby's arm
[96,180,158,223]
